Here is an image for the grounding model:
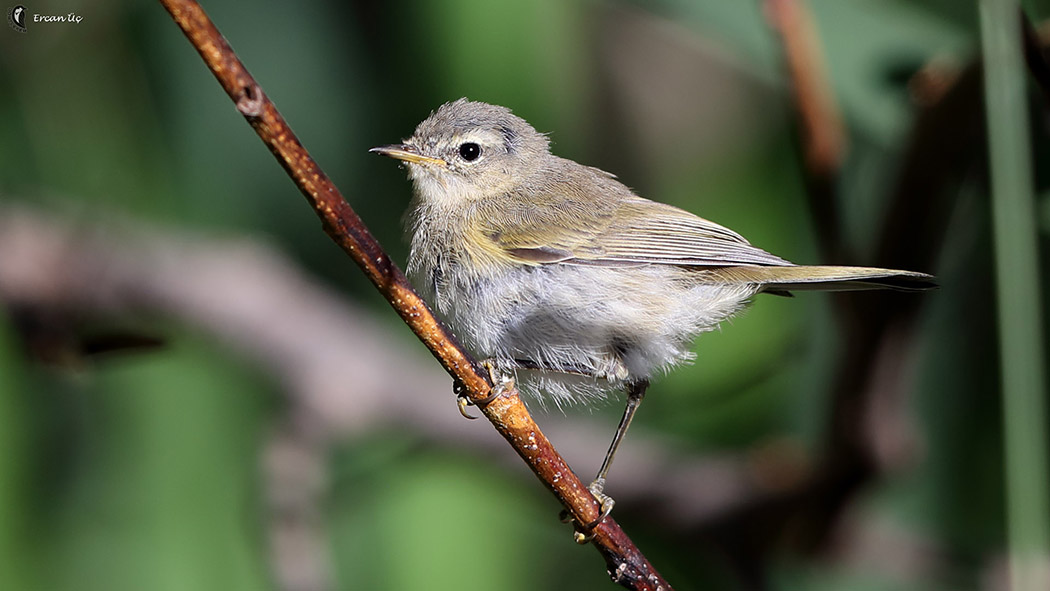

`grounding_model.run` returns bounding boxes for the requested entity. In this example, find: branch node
[237,83,265,117]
